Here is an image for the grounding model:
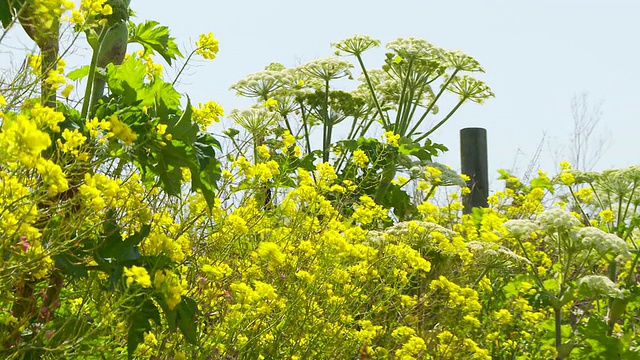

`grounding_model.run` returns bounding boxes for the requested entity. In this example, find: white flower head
[385,221,455,238]
[300,57,353,82]
[537,208,581,233]
[577,227,631,261]
[503,219,540,239]
[446,74,495,104]
[332,34,381,56]
[466,241,531,266]
[386,37,442,60]
[364,230,386,246]
[230,67,293,99]
[444,50,484,72]
[230,106,280,136]
[578,275,624,299]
